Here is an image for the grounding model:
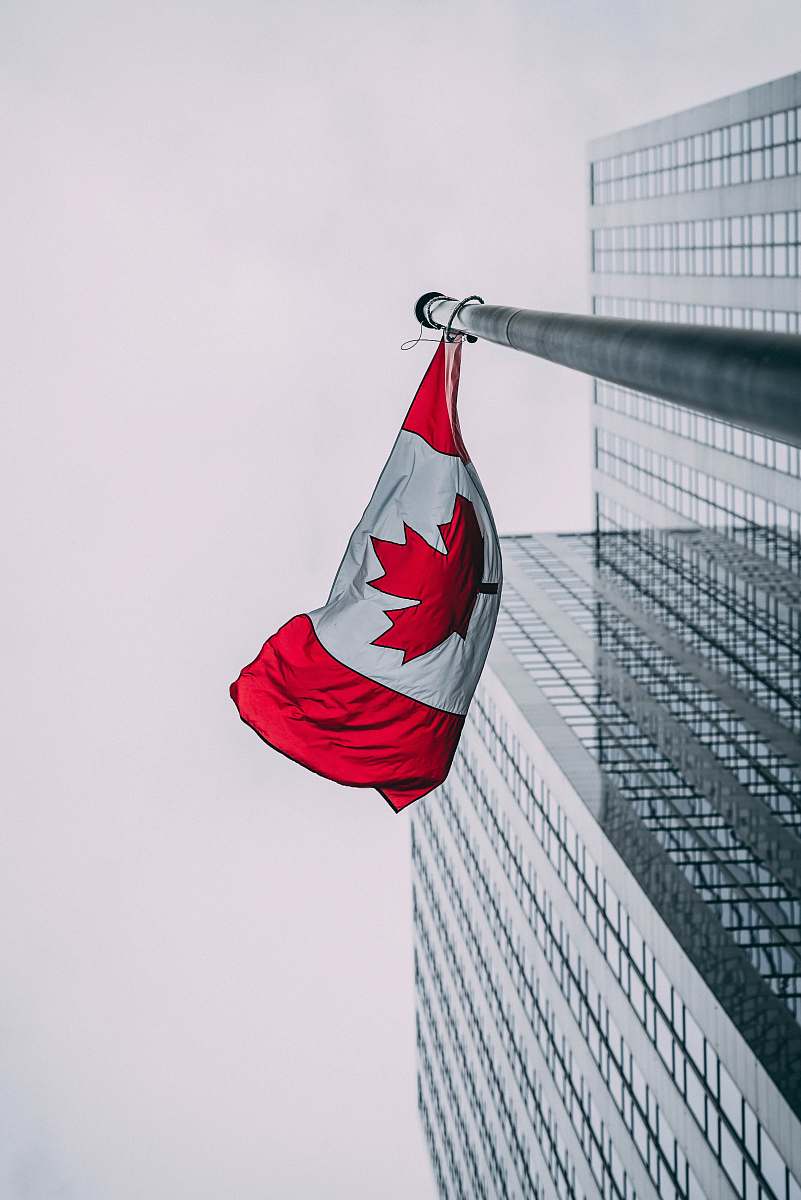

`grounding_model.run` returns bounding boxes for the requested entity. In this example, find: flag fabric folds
[230,337,502,811]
